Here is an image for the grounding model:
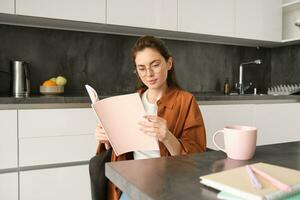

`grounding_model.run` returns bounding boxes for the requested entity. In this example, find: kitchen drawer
[0,172,18,200]
[20,165,91,200]
[0,110,18,169]
[19,134,98,167]
[18,108,97,138]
